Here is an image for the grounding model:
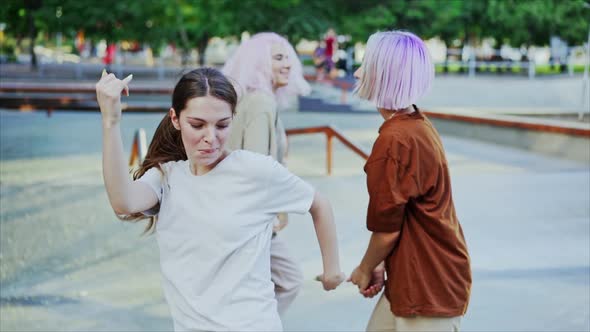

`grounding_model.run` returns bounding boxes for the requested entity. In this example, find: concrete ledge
[425,110,590,163]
